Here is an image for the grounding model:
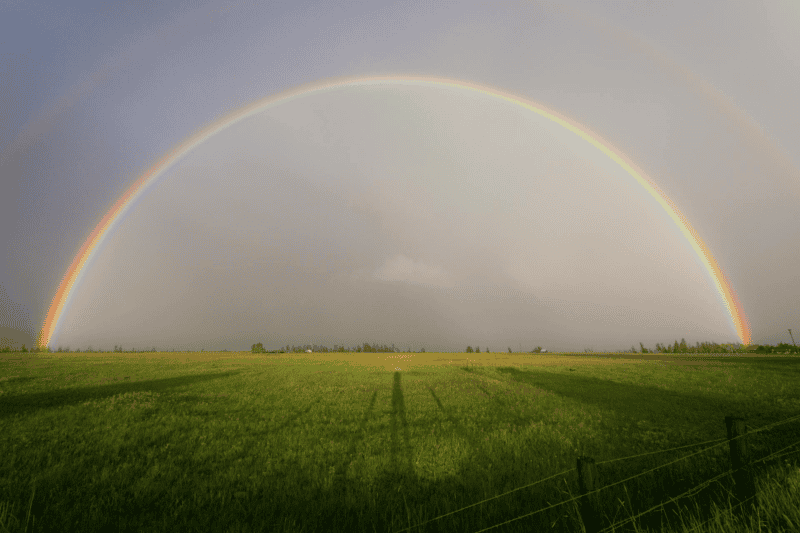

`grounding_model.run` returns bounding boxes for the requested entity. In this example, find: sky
[1,0,799,353]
